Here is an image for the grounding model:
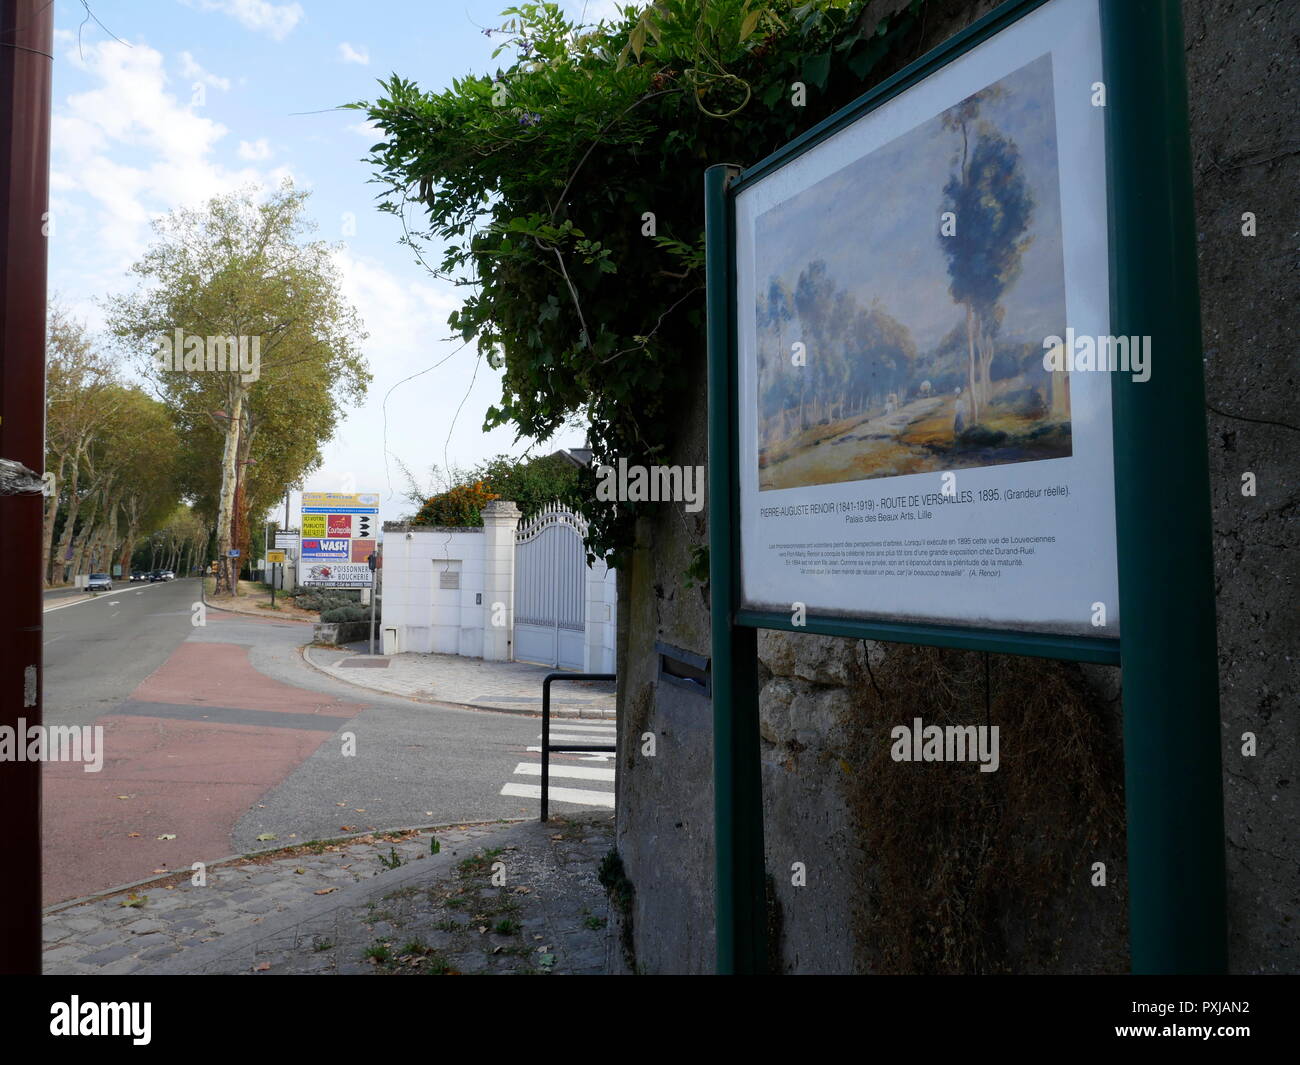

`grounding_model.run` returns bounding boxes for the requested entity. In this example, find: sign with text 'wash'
[300,492,379,587]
